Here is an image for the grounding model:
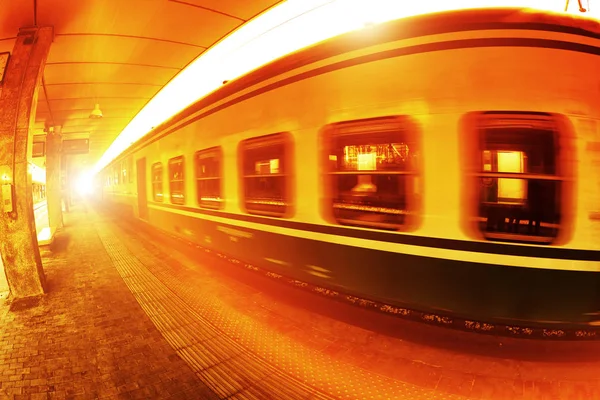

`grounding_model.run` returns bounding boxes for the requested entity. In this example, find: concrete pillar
[0,26,53,298]
[46,126,63,231]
